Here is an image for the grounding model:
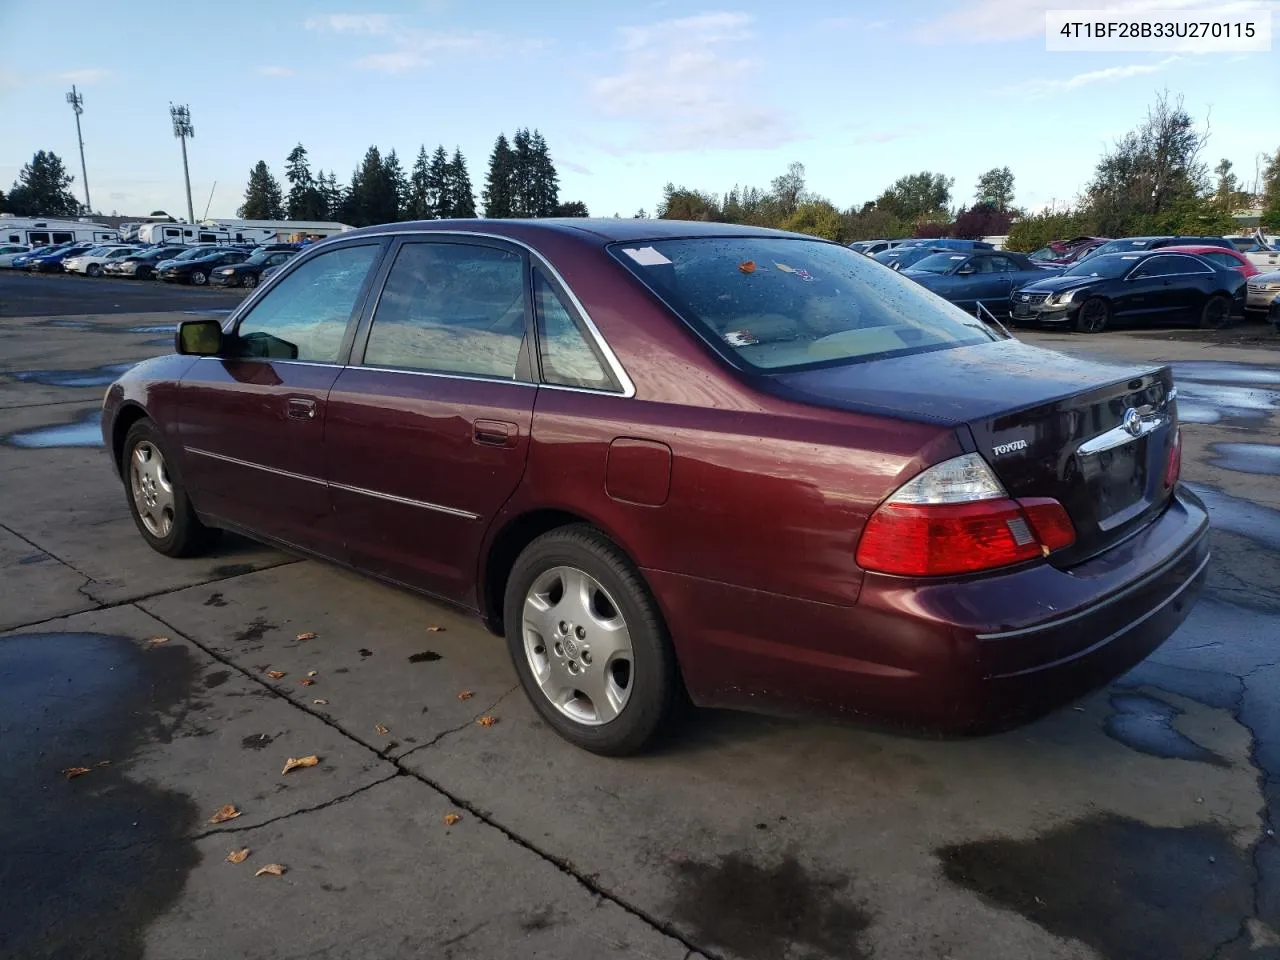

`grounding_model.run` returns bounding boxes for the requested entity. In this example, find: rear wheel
[1199,294,1232,329]
[123,419,218,558]
[242,273,258,289]
[504,525,681,755]
[1075,297,1110,333]
[190,270,208,286]
[87,263,102,277]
